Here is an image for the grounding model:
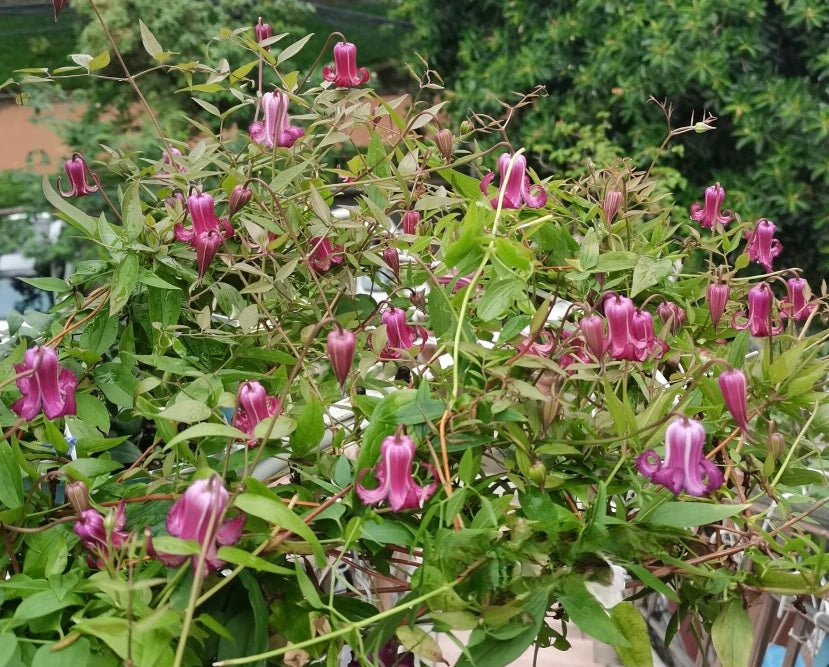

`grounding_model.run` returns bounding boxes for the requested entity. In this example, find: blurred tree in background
[399,0,829,282]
